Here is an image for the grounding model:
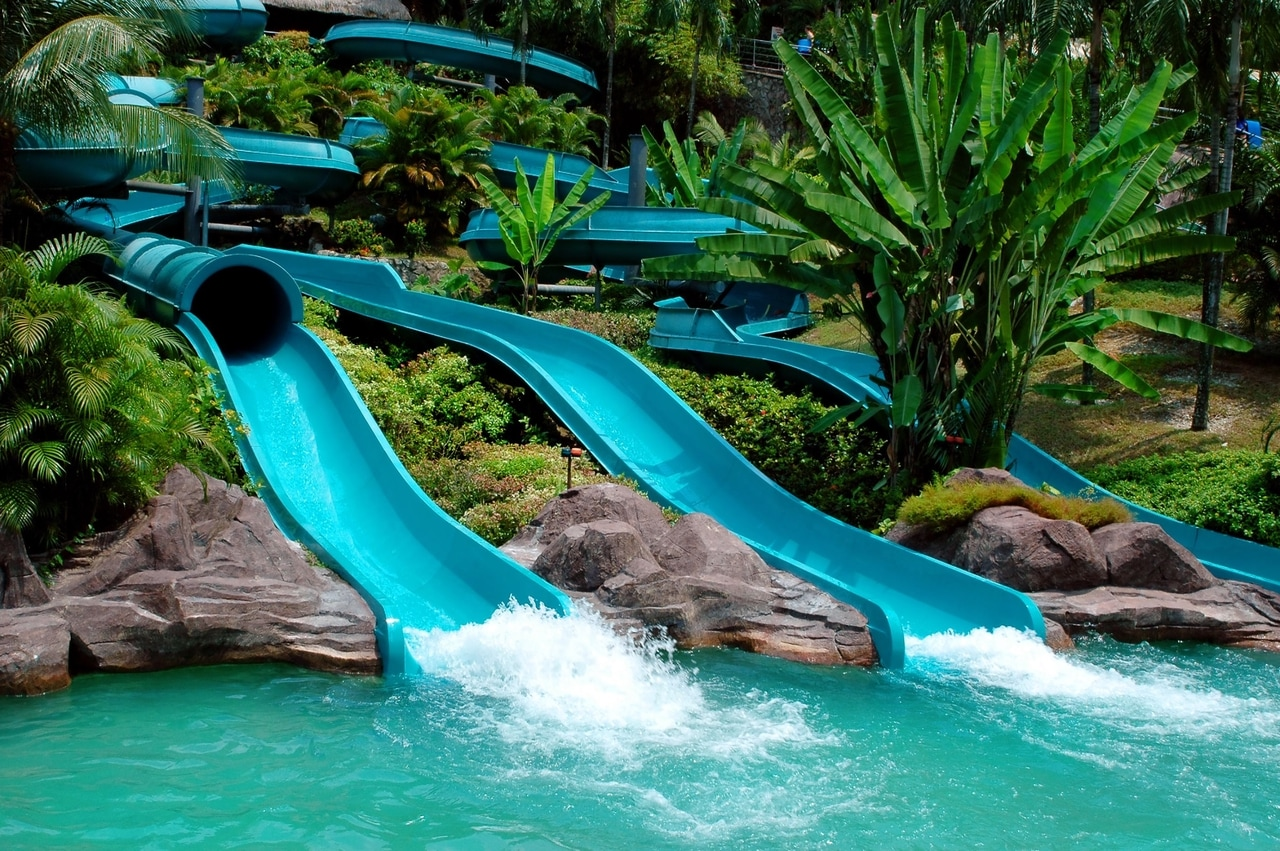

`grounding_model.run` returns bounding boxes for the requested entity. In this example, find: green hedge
[649,362,892,529]
[1088,449,1280,547]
